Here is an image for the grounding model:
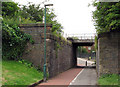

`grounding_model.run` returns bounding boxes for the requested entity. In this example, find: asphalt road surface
[69,68,97,86]
[69,58,97,86]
